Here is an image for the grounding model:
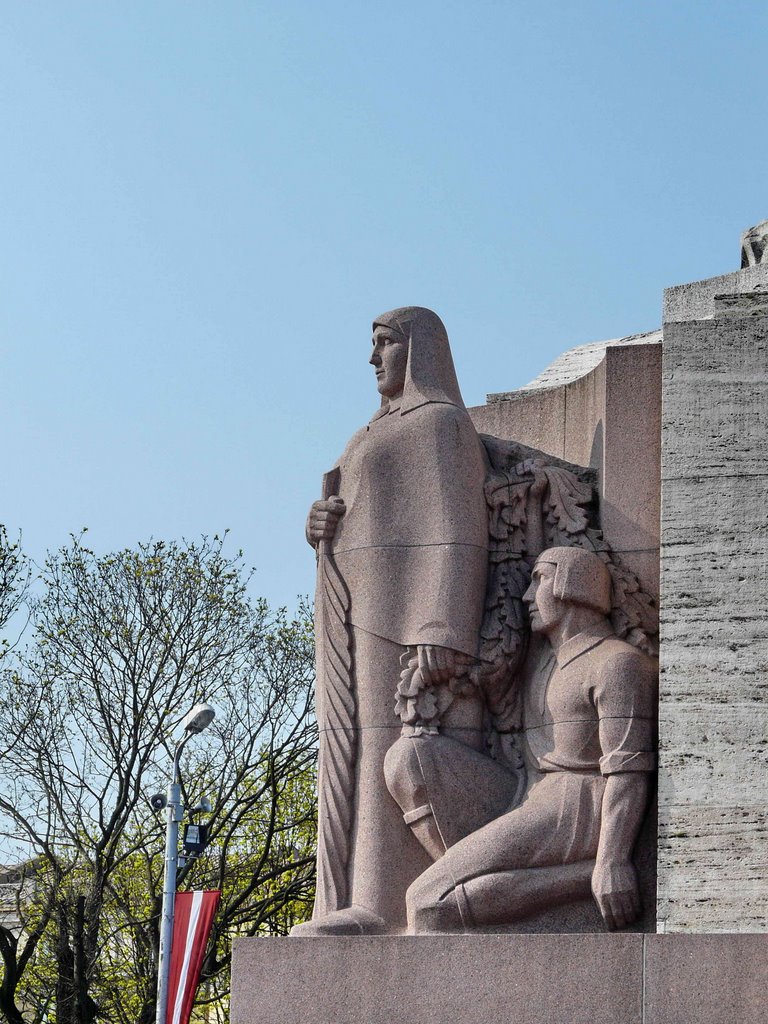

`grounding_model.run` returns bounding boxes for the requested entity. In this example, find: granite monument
[233,225,768,1024]
[294,306,657,936]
